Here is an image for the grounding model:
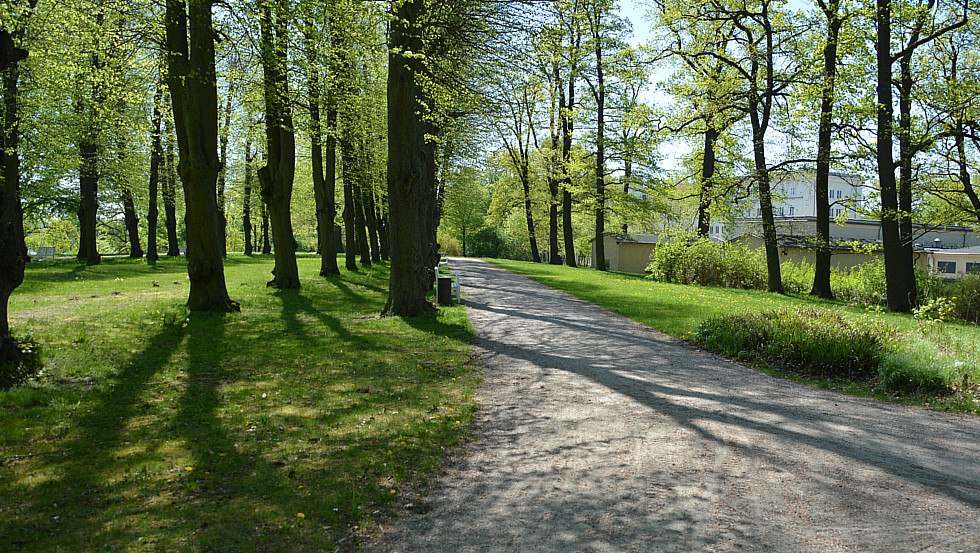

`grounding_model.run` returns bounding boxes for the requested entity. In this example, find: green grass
[488,259,980,414]
[1,254,478,551]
